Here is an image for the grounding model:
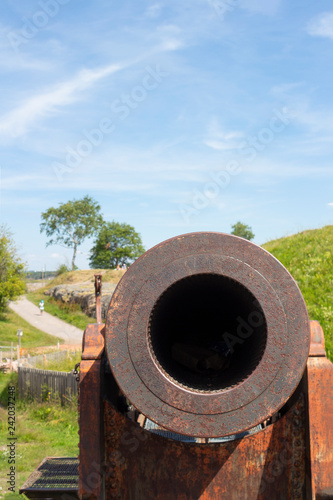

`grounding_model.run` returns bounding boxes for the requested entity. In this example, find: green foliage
[231,221,255,241]
[25,270,56,280]
[0,372,18,406]
[263,225,333,361]
[56,263,71,276]
[0,227,26,316]
[40,195,103,270]
[89,221,145,269]
[34,351,81,372]
[26,291,94,330]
